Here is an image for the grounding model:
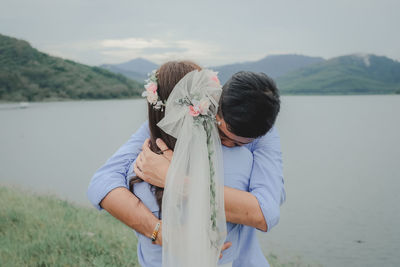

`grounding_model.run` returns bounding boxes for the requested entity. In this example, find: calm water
[1,96,399,267]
